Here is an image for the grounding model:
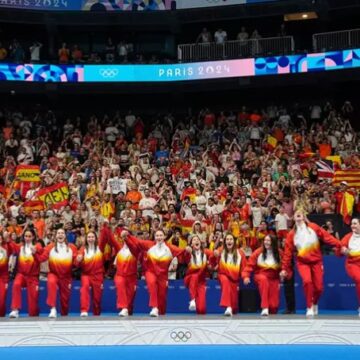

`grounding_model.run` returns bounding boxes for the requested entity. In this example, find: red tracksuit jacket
[282,222,340,273]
